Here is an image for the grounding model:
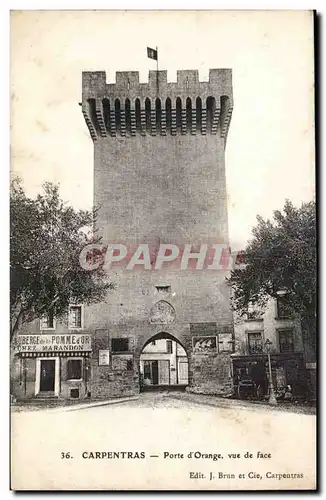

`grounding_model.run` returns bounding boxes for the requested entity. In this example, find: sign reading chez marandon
[13,334,92,353]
